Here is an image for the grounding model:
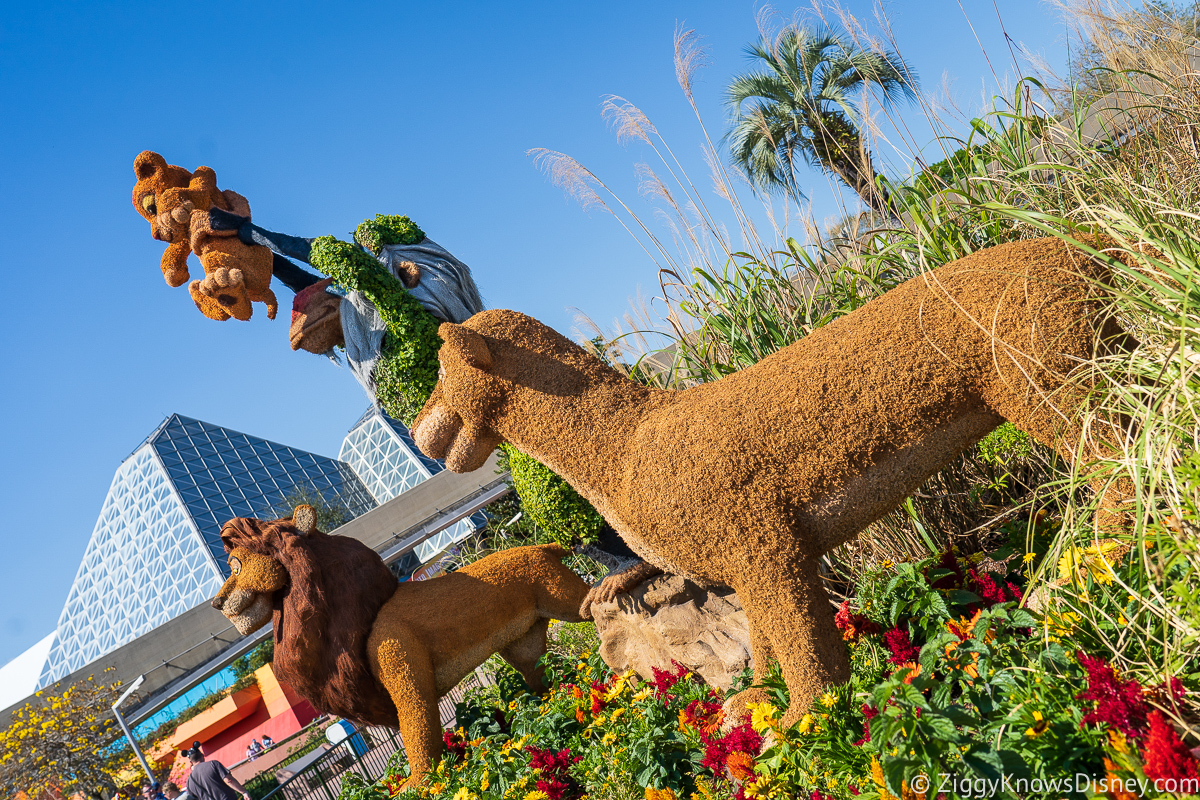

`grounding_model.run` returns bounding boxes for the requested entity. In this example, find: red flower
[525,745,582,773]
[835,600,880,642]
[928,548,965,590]
[682,698,723,731]
[701,720,764,781]
[651,661,689,697]
[442,729,467,759]
[589,681,607,714]
[854,703,879,746]
[967,568,1019,607]
[1076,651,1149,743]
[883,627,921,665]
[1141,711,1199,788]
